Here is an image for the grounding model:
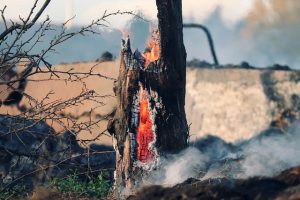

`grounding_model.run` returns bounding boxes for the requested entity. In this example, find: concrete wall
[186,67,300,142]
